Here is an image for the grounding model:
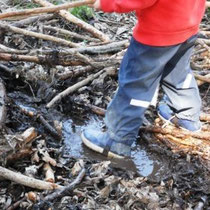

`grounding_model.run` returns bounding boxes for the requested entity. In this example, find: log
[46,69,104,108]
[0,166,62,190]
[0,23,79,48]
[140,126,210,141]
[0,0,94,20]
[34,0,110,42]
